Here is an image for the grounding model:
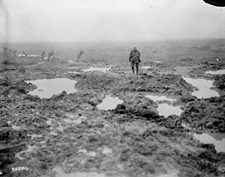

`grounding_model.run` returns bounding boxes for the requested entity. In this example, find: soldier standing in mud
[129,47,141,74]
